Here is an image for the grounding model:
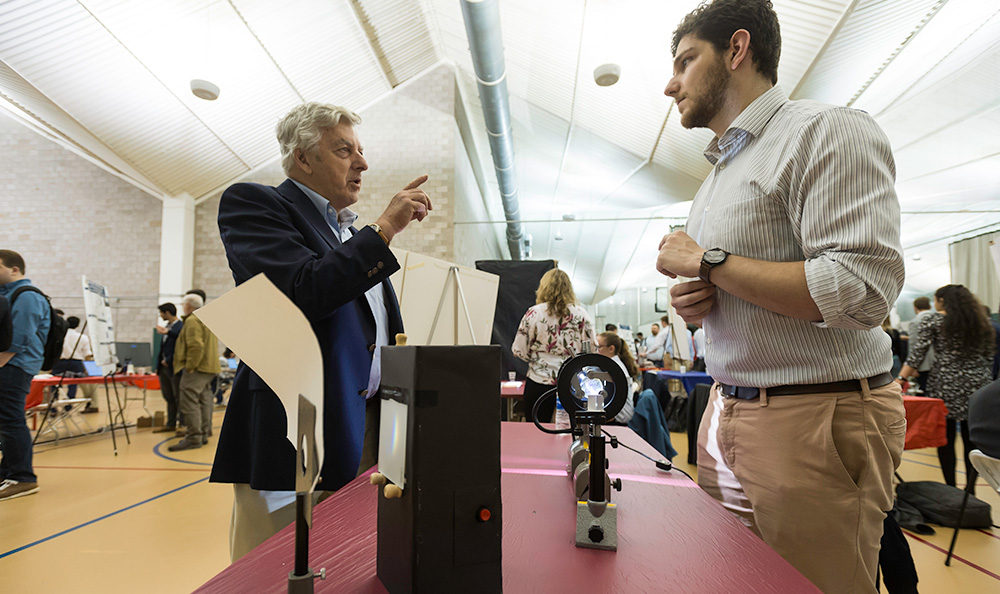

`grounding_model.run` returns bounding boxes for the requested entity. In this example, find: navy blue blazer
[210,179,403,492]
